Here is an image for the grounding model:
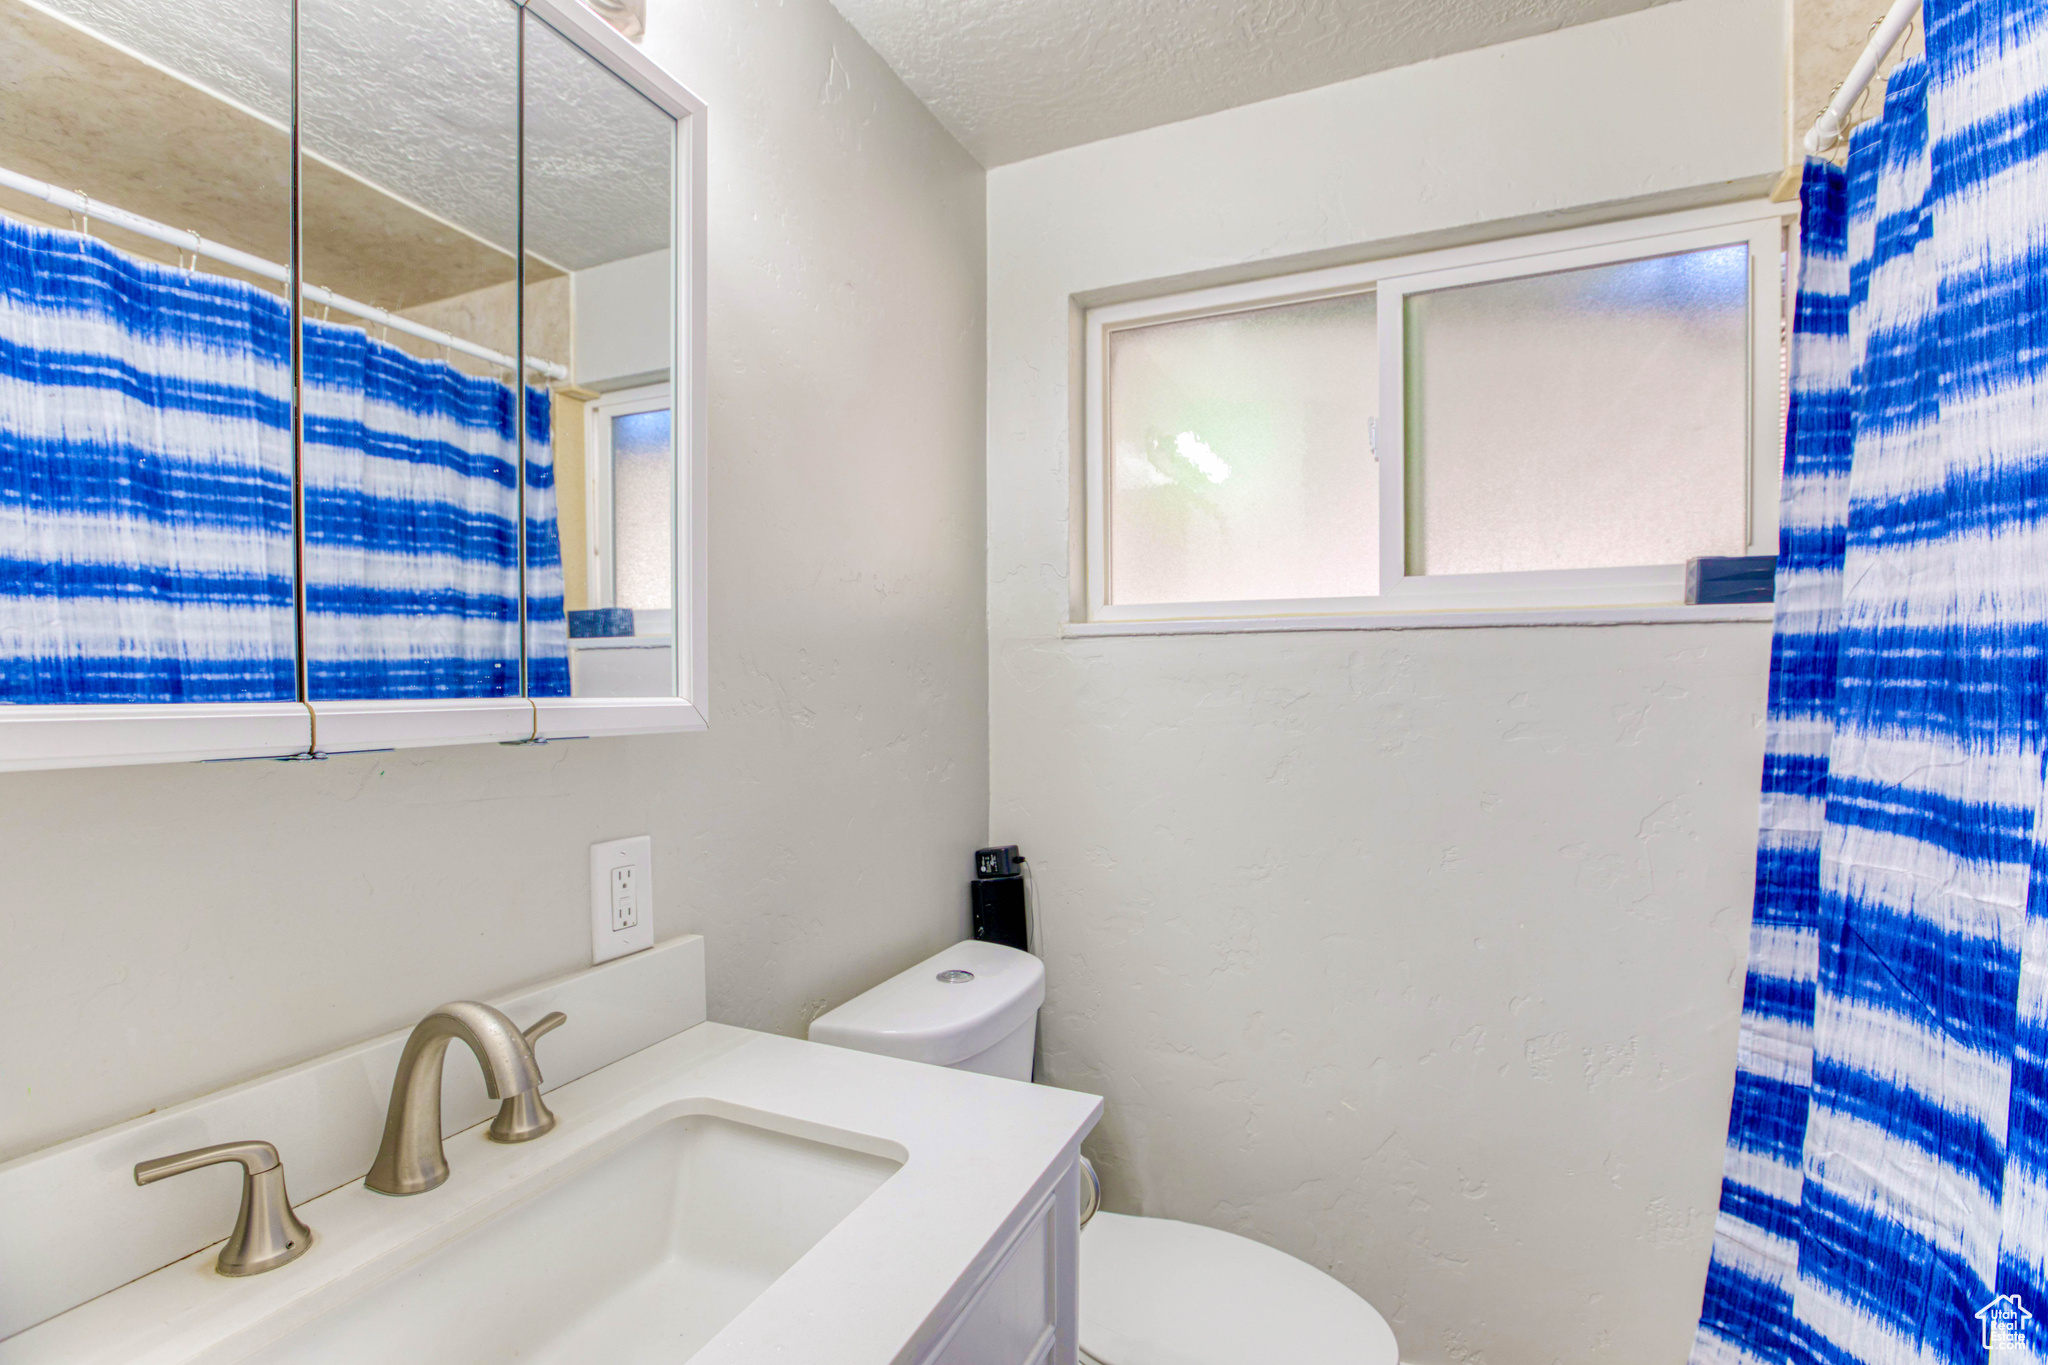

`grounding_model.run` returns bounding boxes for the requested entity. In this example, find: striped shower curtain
[0,216,295,701]
[0,215,567,704]
[300,320,569,699]
[1694,3,2048,1362]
